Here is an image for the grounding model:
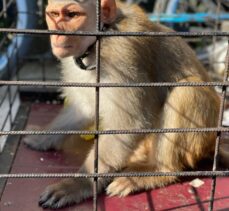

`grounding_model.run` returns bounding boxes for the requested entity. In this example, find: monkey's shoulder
[114,3,173,33]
